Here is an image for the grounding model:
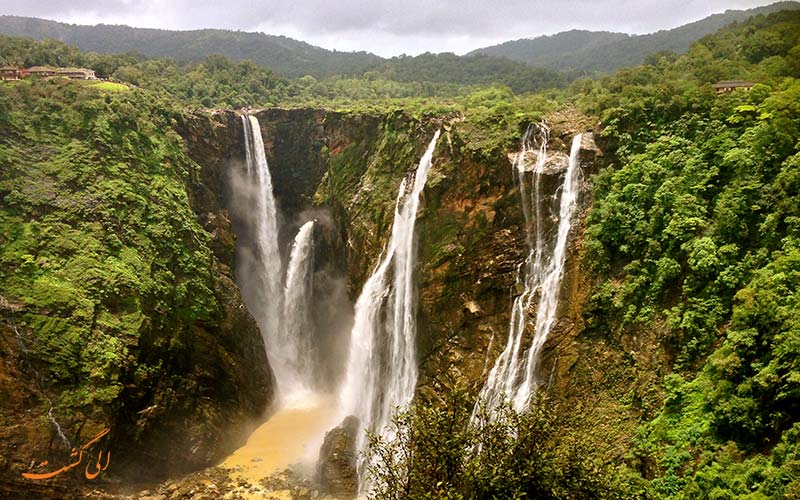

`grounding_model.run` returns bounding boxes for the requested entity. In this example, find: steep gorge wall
[0,100,275,498]
[181,107,607,404]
